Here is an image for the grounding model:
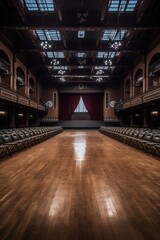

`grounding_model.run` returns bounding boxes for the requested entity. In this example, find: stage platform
[58,120,105,129]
